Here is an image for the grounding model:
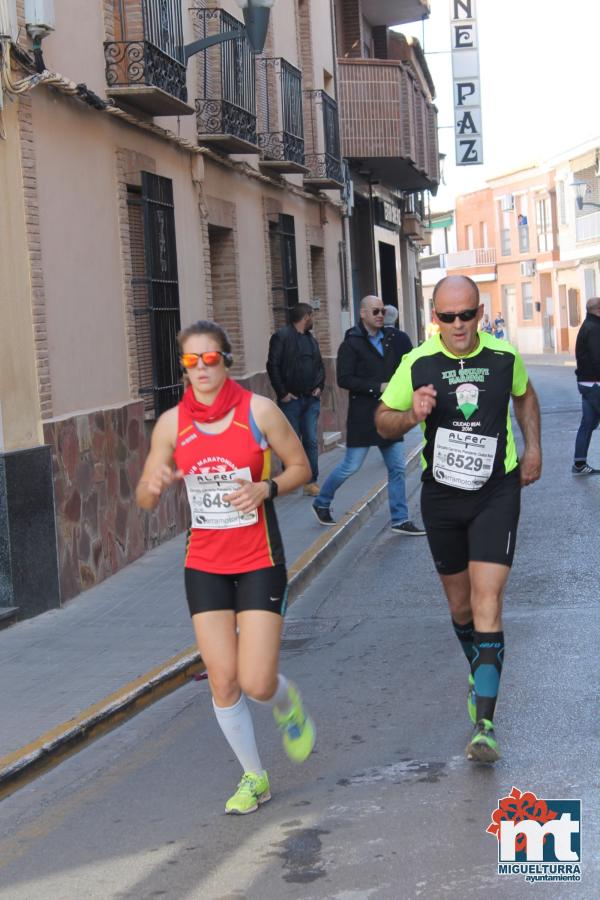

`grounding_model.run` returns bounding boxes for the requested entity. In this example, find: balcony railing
[104,0,191,116]
[576,210,600,243]
[257,58,306,174]
[193,9,258,153]
[445,248,497,269]
[303,90,344,189]
[337,59,439,192]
